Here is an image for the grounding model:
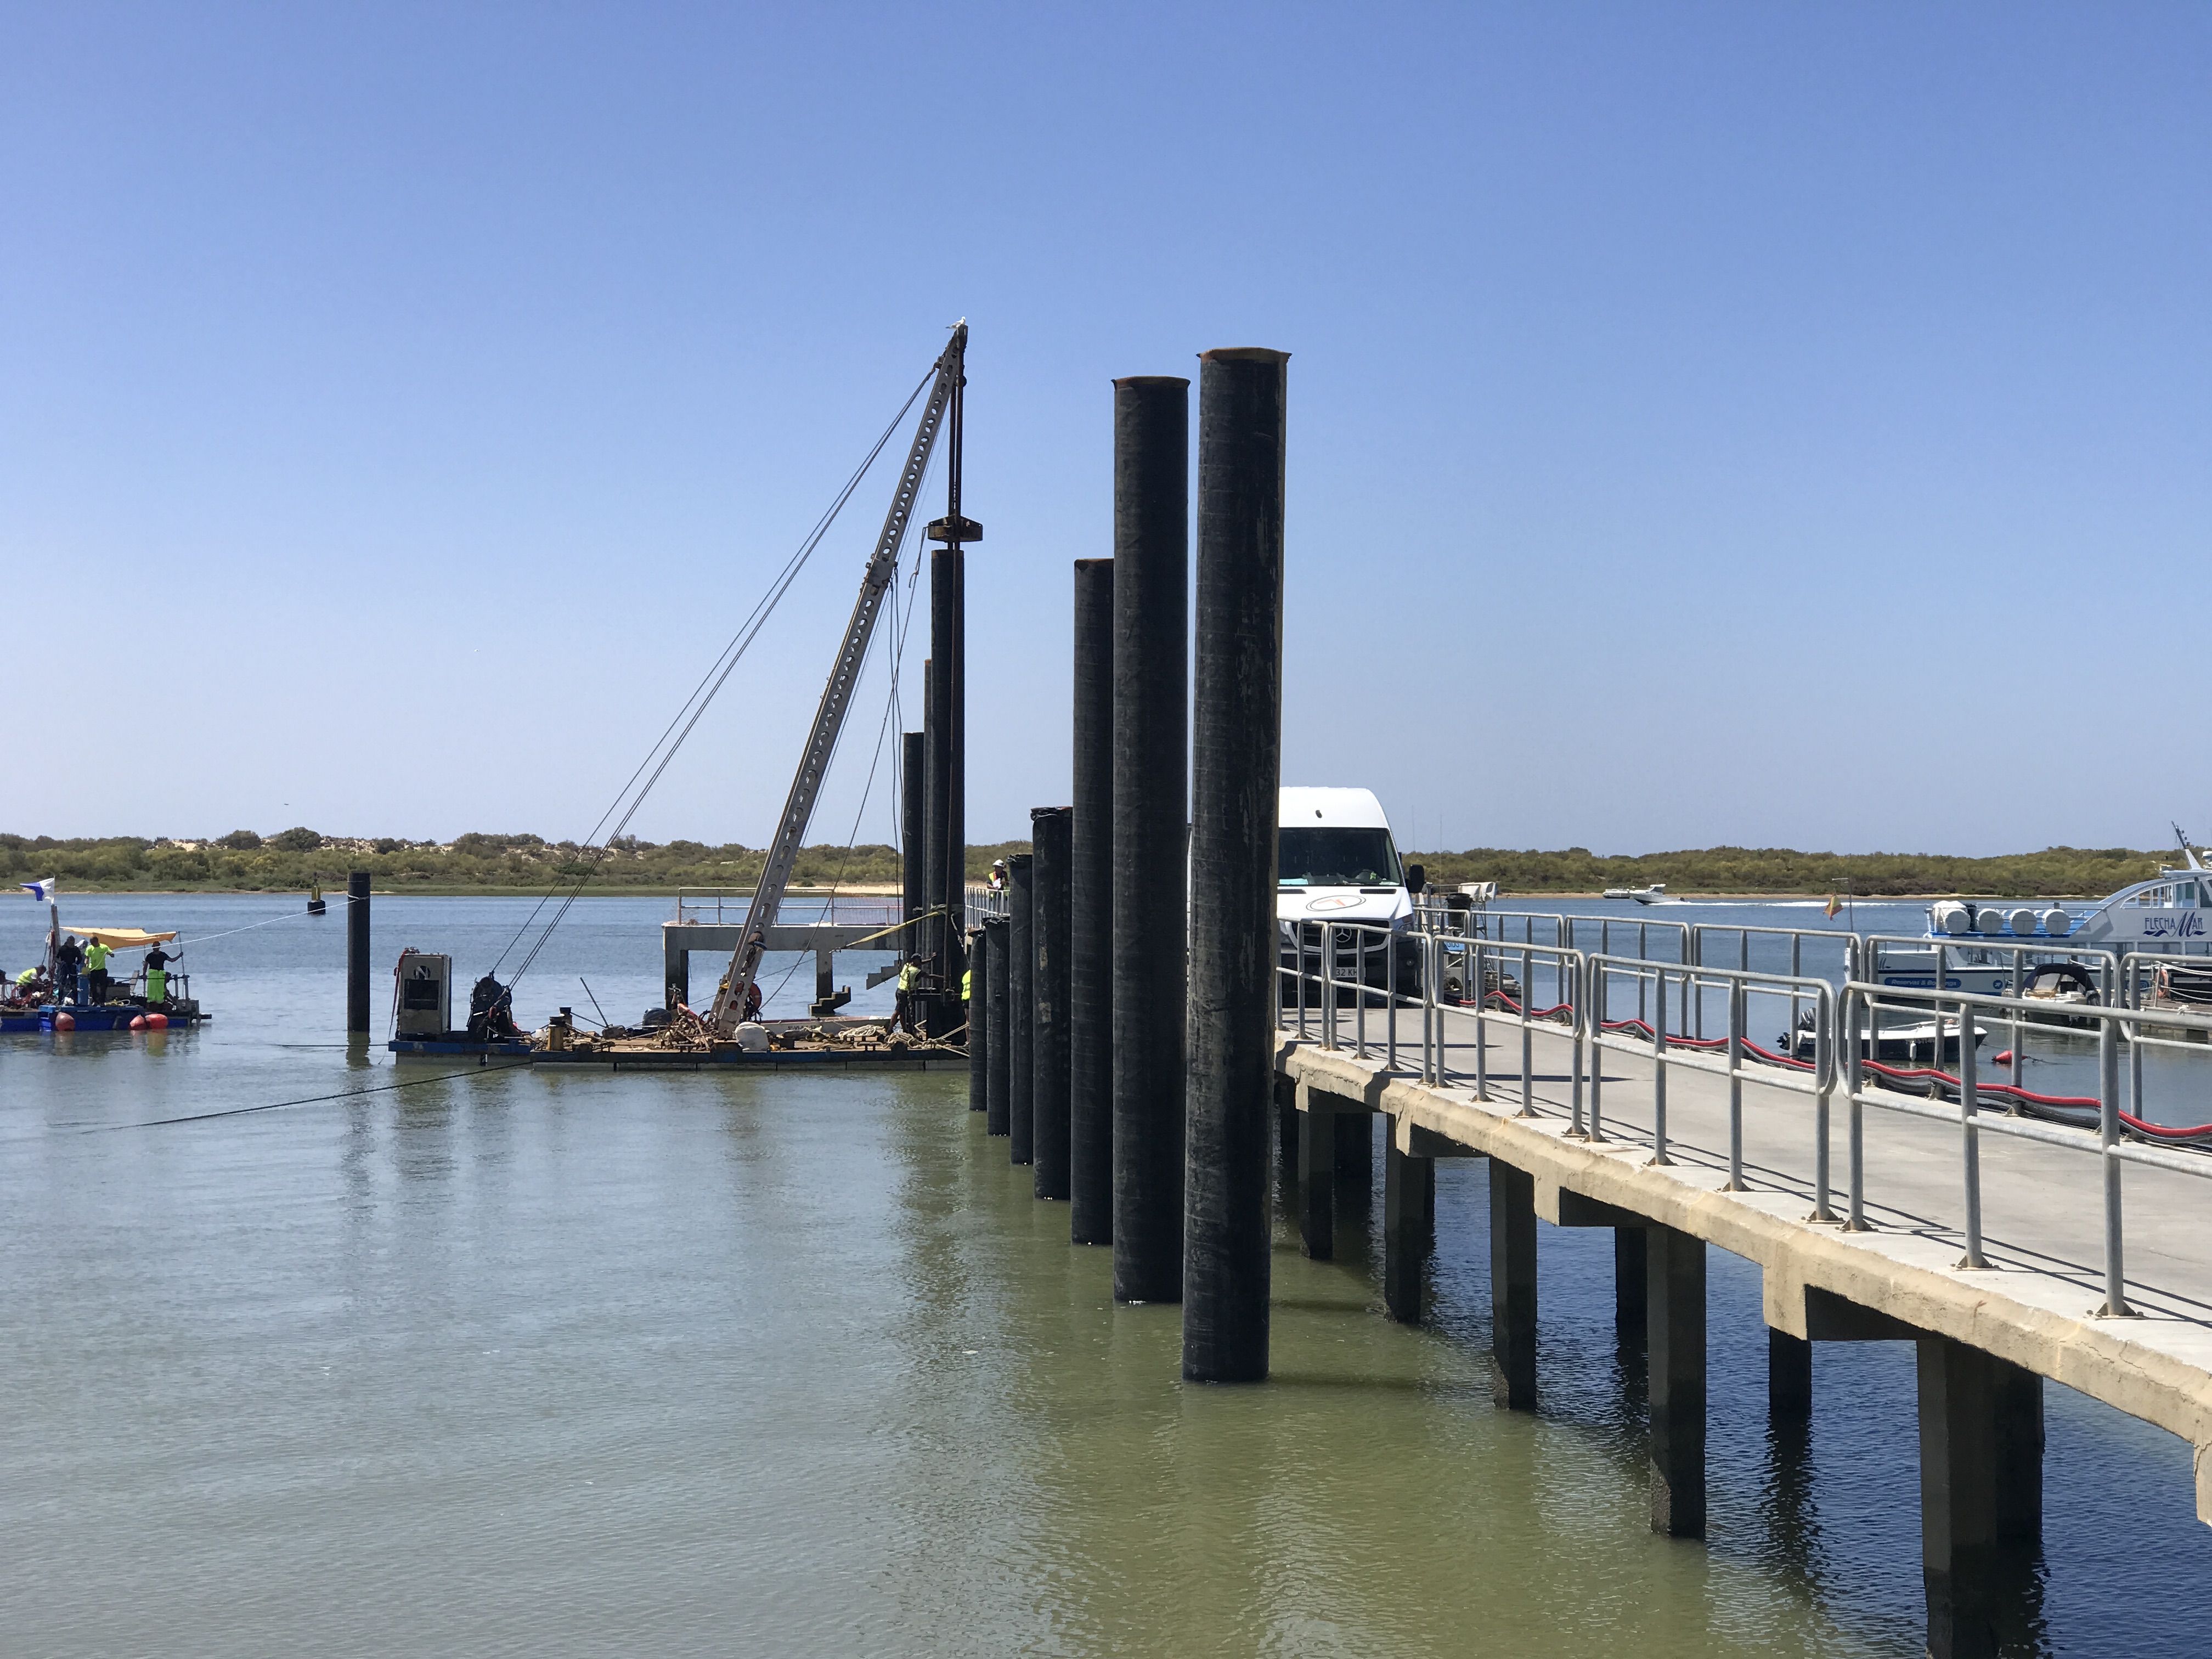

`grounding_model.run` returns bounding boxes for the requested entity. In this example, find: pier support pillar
[1031,808,1073,1201]
[1615,1225,1648,1342]
[1297,1099,1335,1261]
[1491,1160,1538,1409]
[1274,1076,1299,1211]
[1647,1223,1707,1537]
[1109,373,1189,1305]
[346,871,371,1035]
[1008,854,1035,1165]
[983,915,1011,1136]
[1383,1137,1433,1324]
[967,926,989,1114]
[1333,1111,1373,1210]
[1918,1336,2045,1659]
[1069,557,1115,1246]
[1769,1328,1813,1419]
